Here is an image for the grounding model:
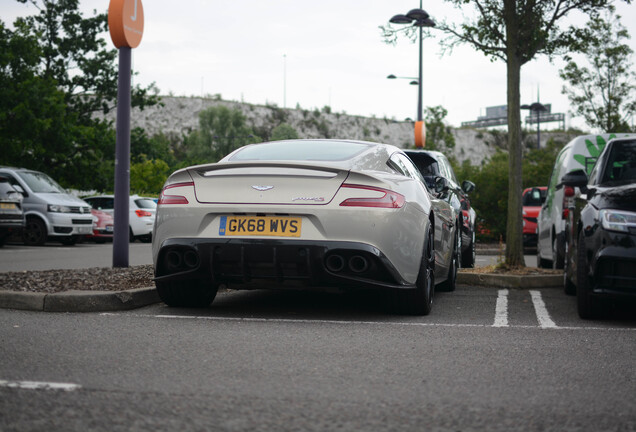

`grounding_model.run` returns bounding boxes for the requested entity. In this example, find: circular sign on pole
[414,120,426,148]
[108,0,144,49]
